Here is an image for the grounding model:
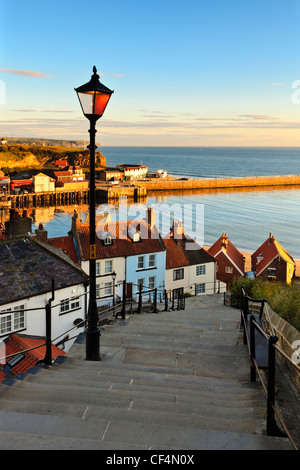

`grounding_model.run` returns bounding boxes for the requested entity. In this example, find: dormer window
[128,227,141,242]
[104,235,112,245]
